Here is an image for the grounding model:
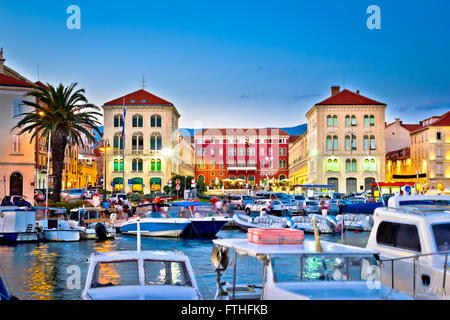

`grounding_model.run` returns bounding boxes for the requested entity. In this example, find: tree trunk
[51,128,68,202]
